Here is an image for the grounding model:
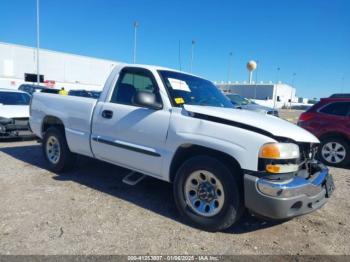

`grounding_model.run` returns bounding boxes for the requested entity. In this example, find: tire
[42,127,76,172]
[173,155,243,232]
[318,137,350,167]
